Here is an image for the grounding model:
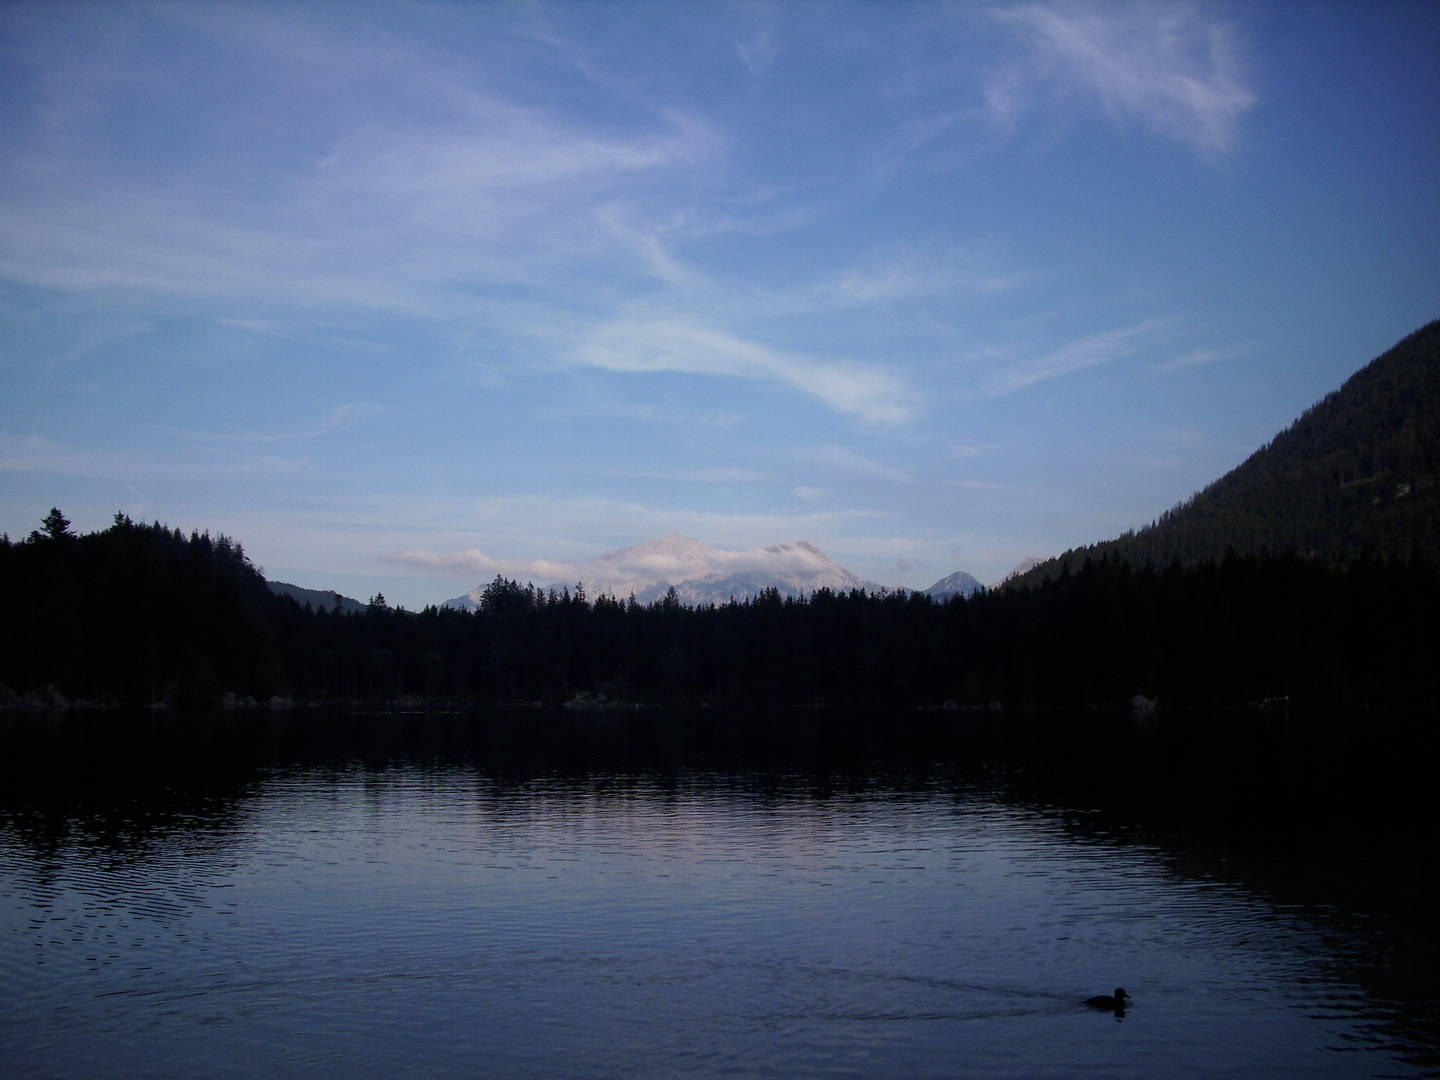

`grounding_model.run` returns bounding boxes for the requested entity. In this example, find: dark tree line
[3,512,1437,711]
